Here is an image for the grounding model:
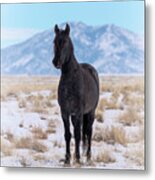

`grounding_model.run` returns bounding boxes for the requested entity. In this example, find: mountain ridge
[1,22,144,75]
